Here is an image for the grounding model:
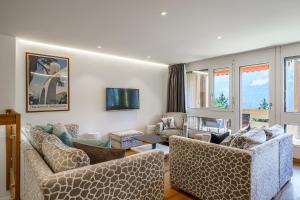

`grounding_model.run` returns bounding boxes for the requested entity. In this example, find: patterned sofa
[169,134,293,200]
[21,132,165,200]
